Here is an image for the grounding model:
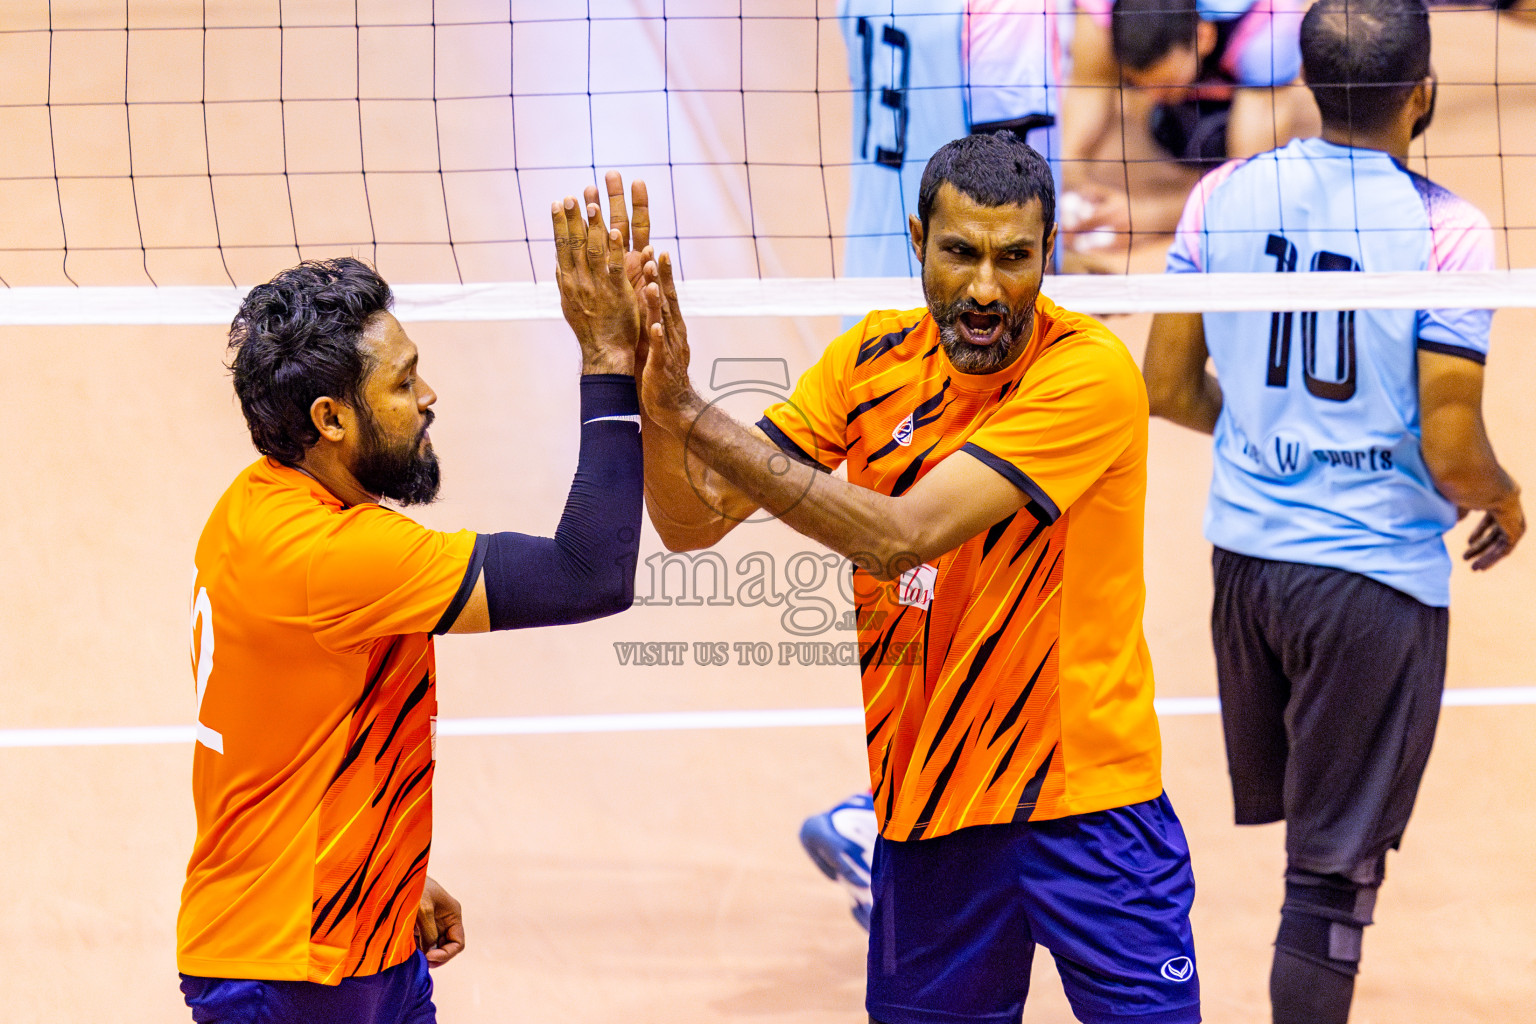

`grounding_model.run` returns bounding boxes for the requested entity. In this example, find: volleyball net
[0,1,1532,325]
